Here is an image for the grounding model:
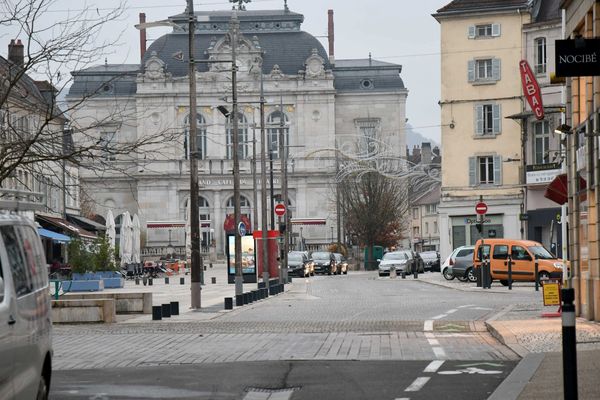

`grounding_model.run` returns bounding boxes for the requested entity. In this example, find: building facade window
[99,131,116,161]
[226,195,252,221]
[534,120,550,164]
[475,104,501,135]
[267,111,289,159]
[226,113,248,159]
[184,113,207,160]
[425,222,429,234]
[469,155,502,186]
[534,37,547,75]
[468,23,501,39]
[468,58,501,83]
[412,207,418,219]
[434,221,438,233]
[354,118,380,156]
[413,226,419,237]
[426,204,437,214]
